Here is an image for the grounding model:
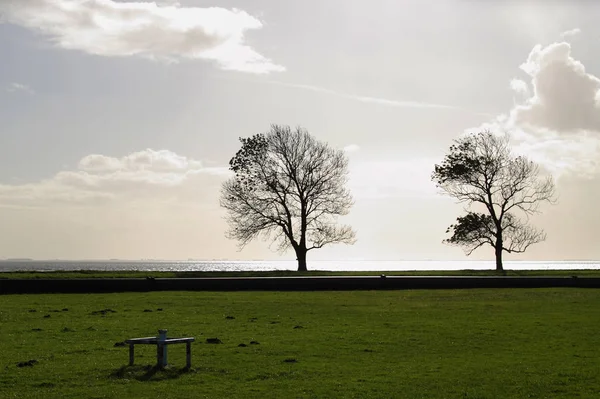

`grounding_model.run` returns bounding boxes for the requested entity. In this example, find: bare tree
[431,131,556,271]
[220,125,356,271]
